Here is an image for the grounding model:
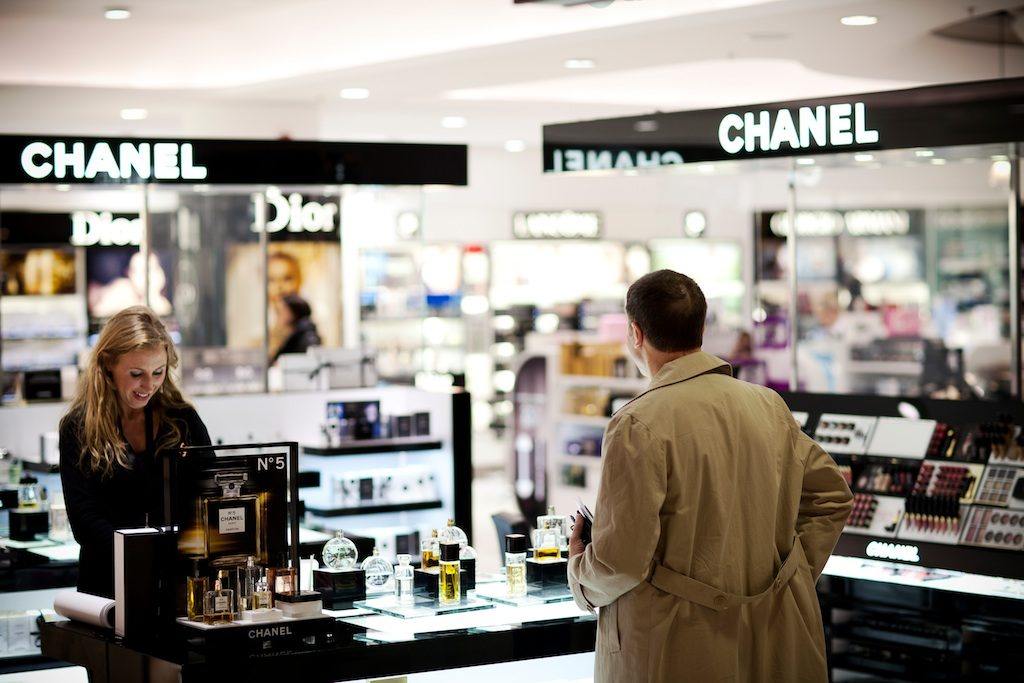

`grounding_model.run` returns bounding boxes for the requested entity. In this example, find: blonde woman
[59,306,210,598]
